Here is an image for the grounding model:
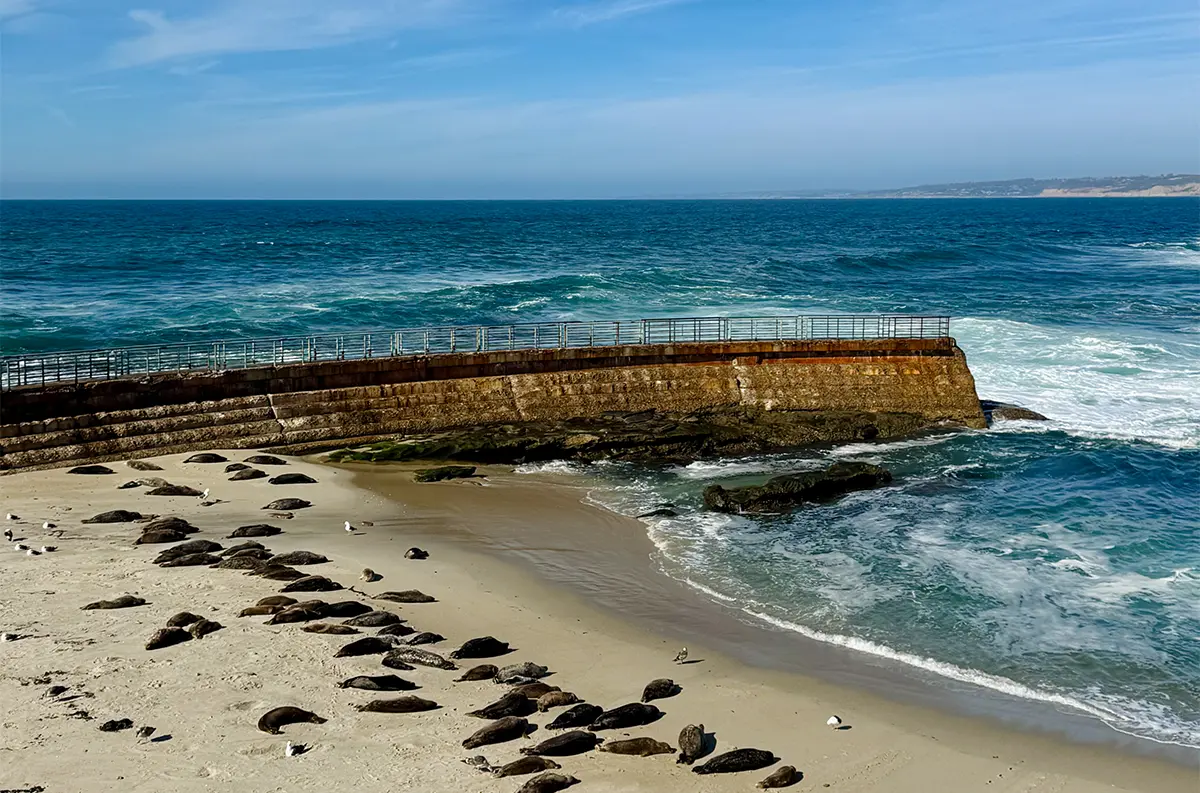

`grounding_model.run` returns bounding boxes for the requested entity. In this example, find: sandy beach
[0,451,1195,793]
